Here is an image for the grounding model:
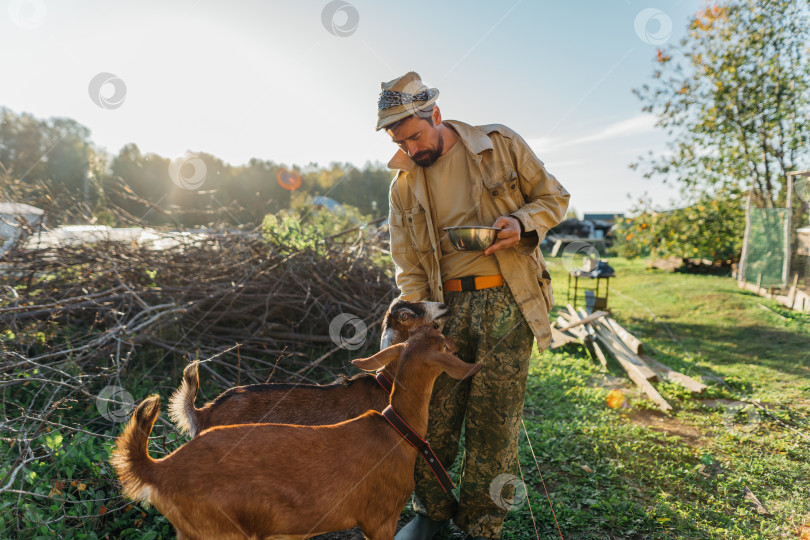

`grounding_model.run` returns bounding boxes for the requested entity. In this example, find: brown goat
[169,298,449,436]
[112,326,481,539]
